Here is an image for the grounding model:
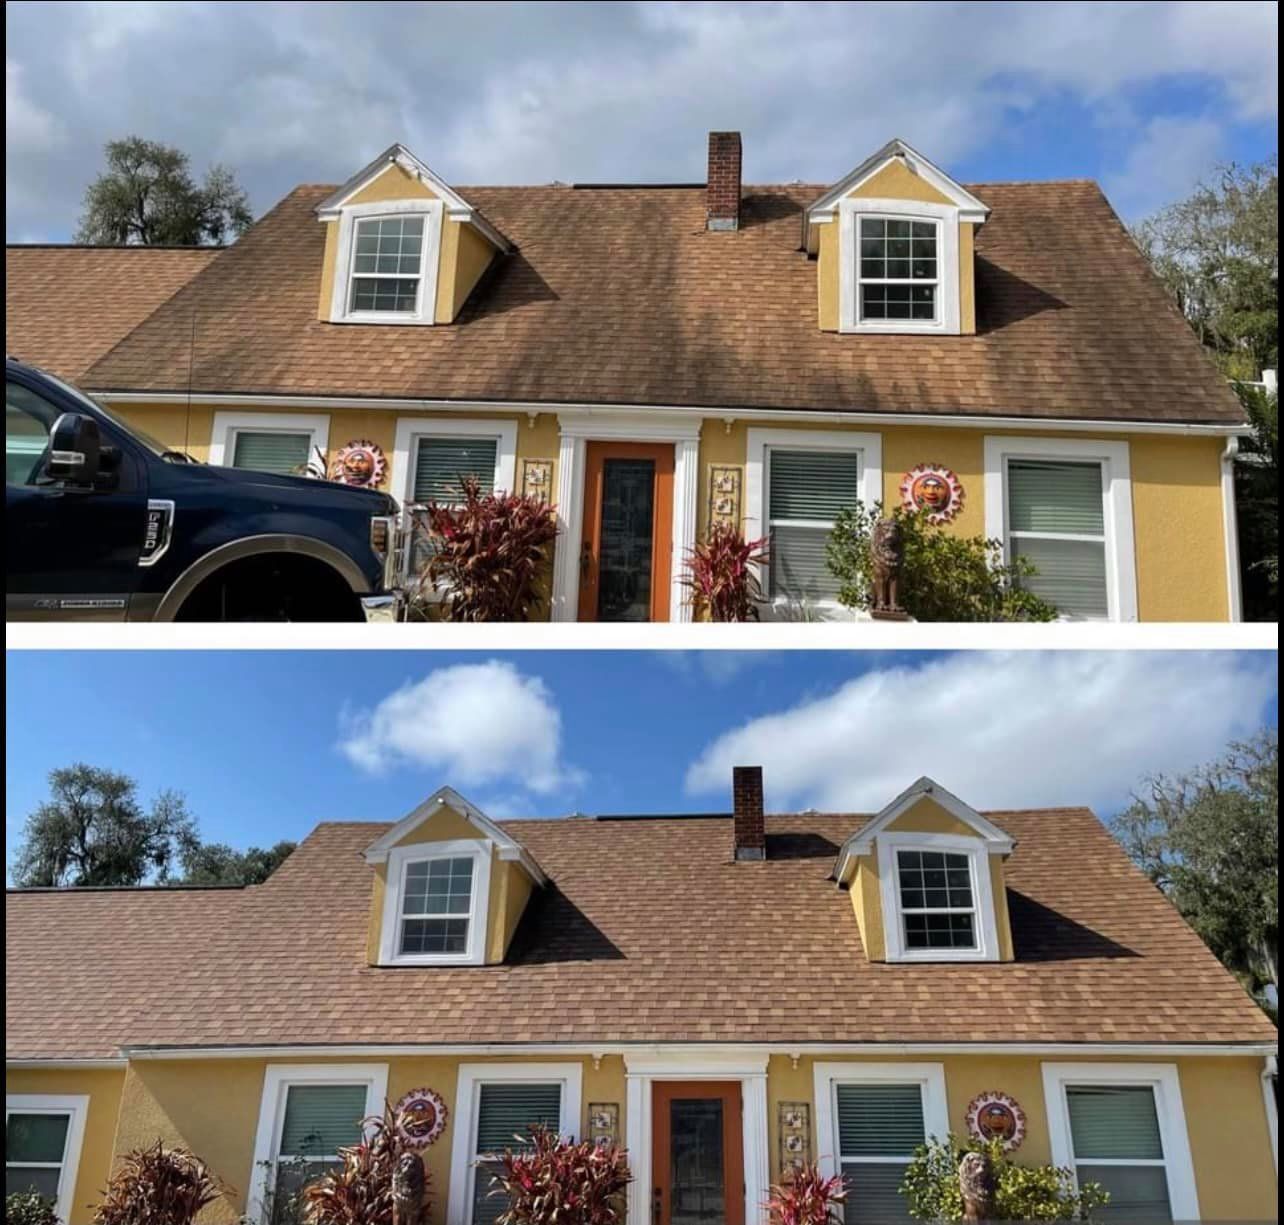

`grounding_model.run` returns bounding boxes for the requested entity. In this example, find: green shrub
[826,502,1058,622]
[6,1191,61,1225]
[900,1136,1109,1222]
